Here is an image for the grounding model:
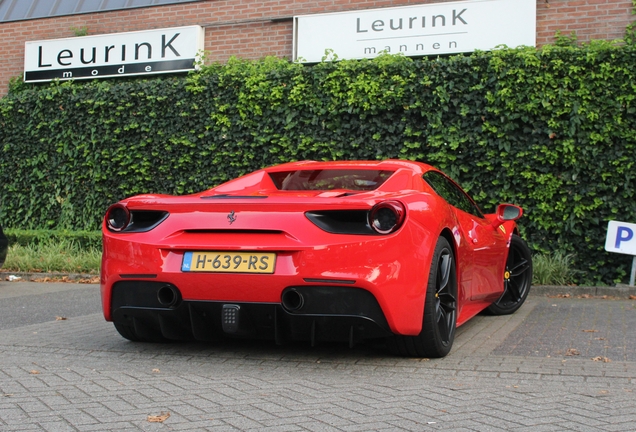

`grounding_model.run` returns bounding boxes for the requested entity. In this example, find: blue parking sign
[605,220,636,287]
[605,221,636,255]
